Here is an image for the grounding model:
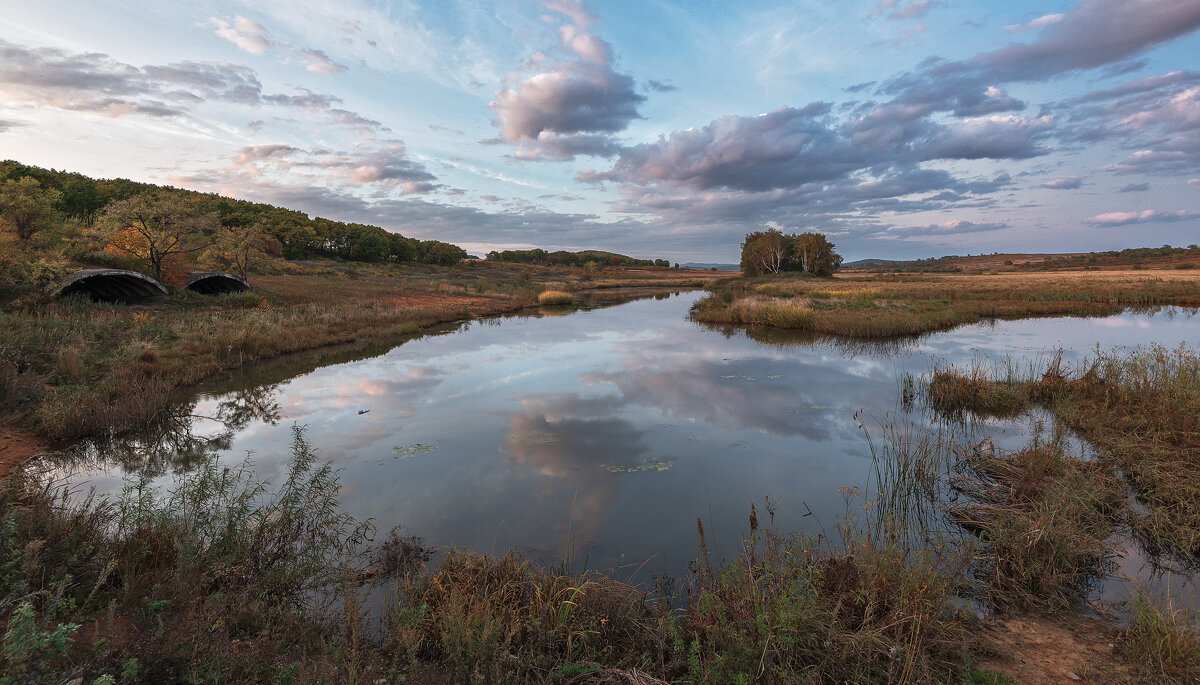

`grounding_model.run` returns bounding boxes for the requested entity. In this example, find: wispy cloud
[210,15,271,55]
[1086,209,1199,226]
